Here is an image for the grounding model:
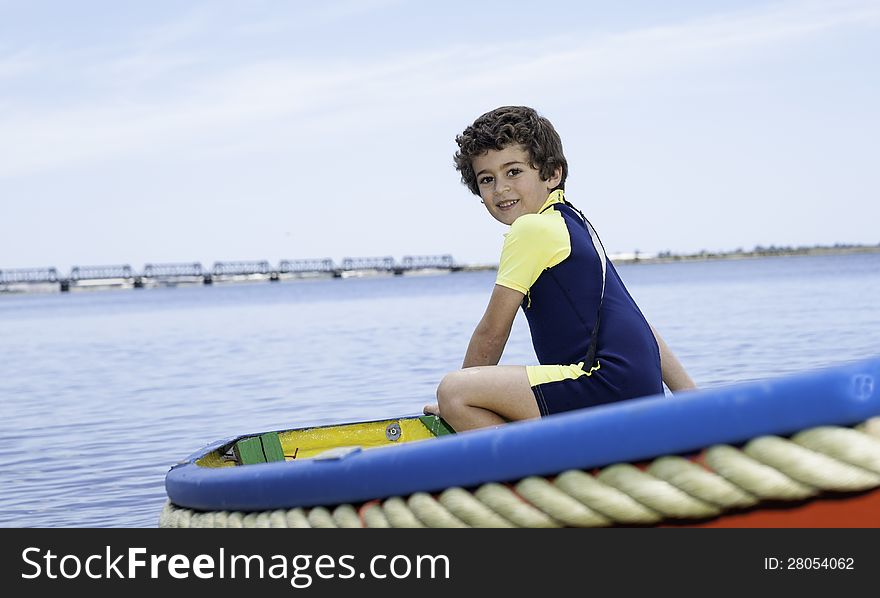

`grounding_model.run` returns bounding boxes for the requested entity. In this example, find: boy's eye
[507,168,521,177]
[478,176,493,185]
